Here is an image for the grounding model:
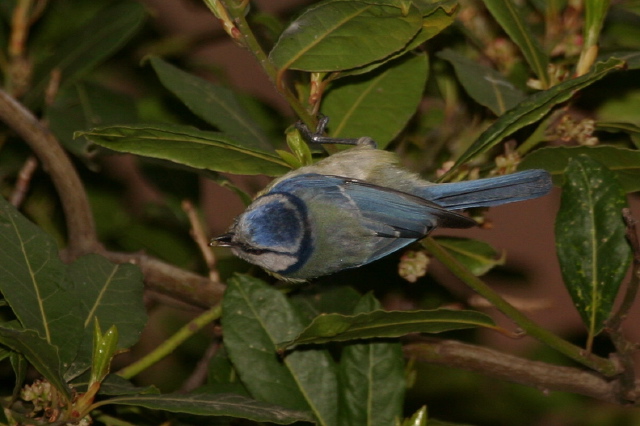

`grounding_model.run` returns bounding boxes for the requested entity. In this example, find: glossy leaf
[26,2,146,106]
[279,308,496,349]
[438,49,525,115]
[222,274,338,426]
[270,1,422,72]
[321,53,428,148]
[149,56,272,151]
[90,322,118,386]
[401,405,427,426]
[519,145,640,193]
[483,0,549,87]
[0,326,71,399]
[338,293,405,426]
[555,156,630,341]
[434,237,505,276]
[339,0,458,78]
[77,124,290,176]
[444,58,625,177]
[104,393,313,424]
[0,196,83,366]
